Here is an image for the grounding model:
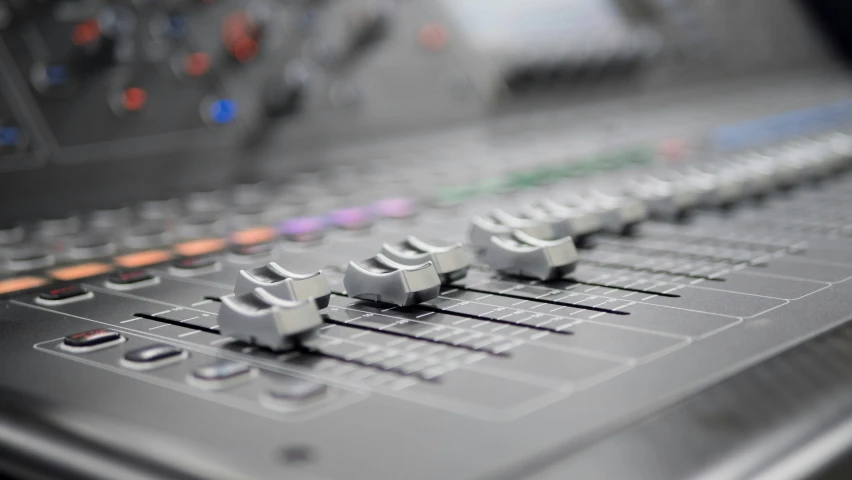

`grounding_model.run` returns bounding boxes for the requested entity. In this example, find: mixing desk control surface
[5,123,852,478]
[6,1,852,479]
